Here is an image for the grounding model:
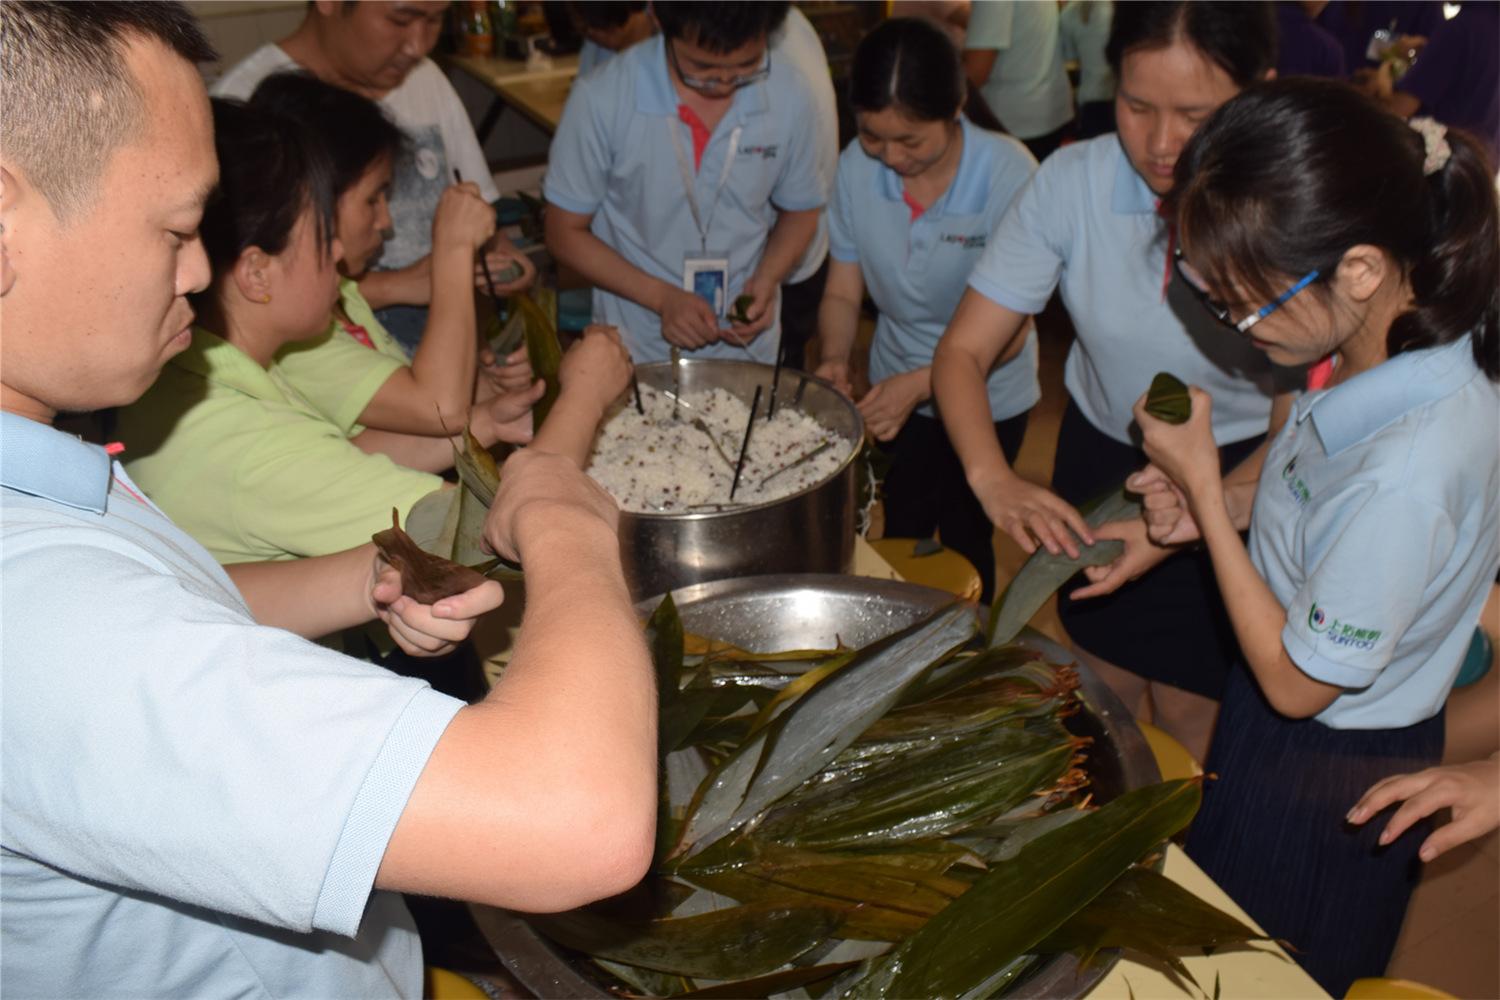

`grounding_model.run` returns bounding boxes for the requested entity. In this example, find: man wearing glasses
[545,1,827,364]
